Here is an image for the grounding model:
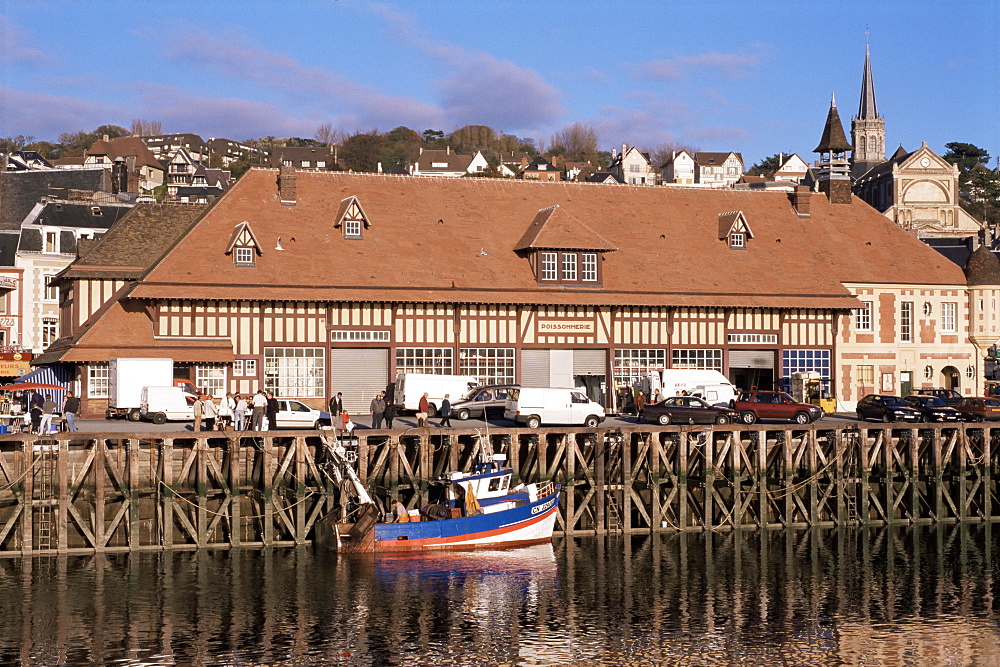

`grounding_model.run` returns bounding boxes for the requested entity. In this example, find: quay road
[67,411,862,434]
